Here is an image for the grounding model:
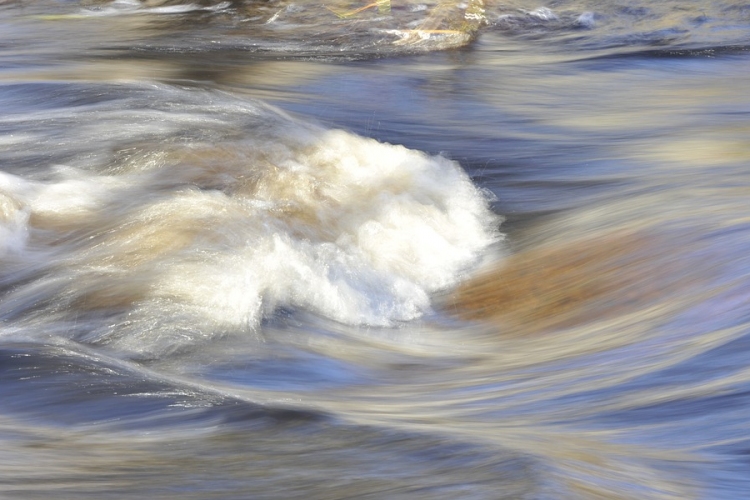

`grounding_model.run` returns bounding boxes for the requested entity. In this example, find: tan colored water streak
[449,228,705,333]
